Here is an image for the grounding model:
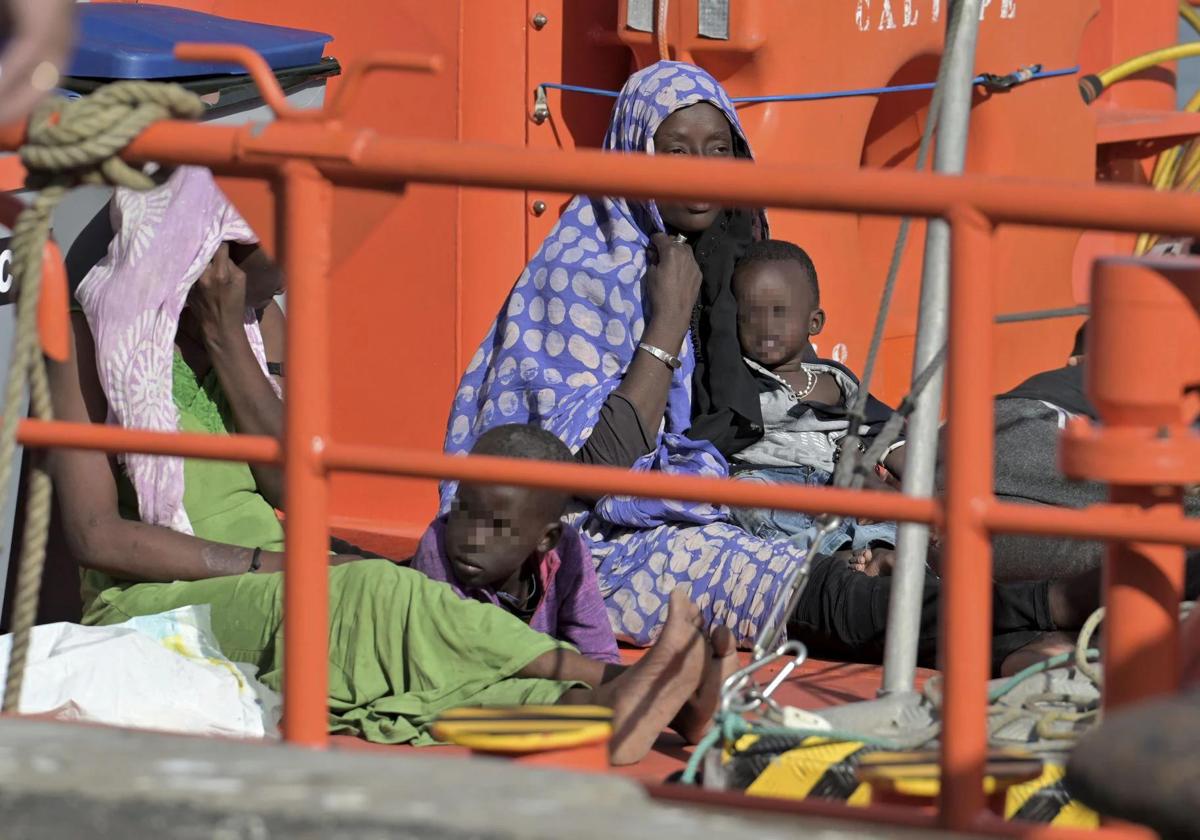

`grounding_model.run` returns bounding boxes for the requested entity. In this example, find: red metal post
[1062,257,1200,710]
[279,160,334,746]
[938,207,995,830]
[1104,486,1187,708]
